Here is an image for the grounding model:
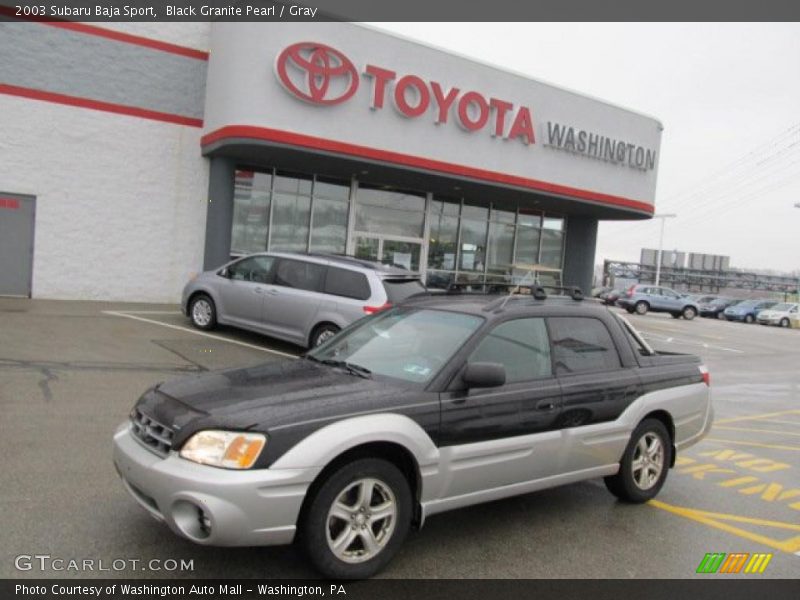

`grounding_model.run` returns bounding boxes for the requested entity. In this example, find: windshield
[767,303,790,311]
[308,307,484,383]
